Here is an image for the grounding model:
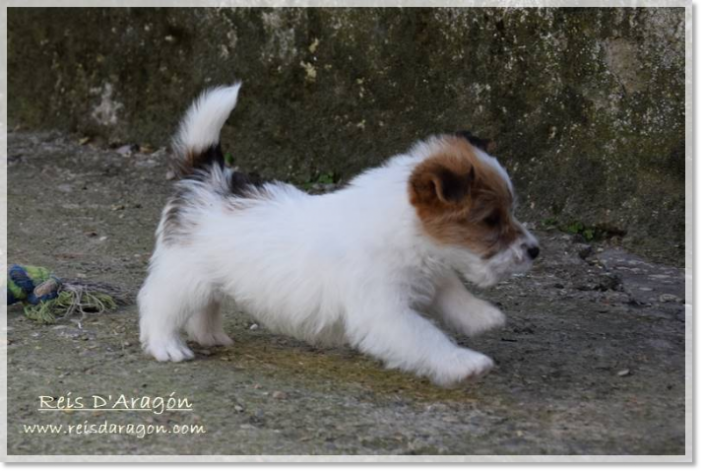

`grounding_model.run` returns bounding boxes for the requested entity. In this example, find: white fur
[139,84,539,386]
[173,83,242,156]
